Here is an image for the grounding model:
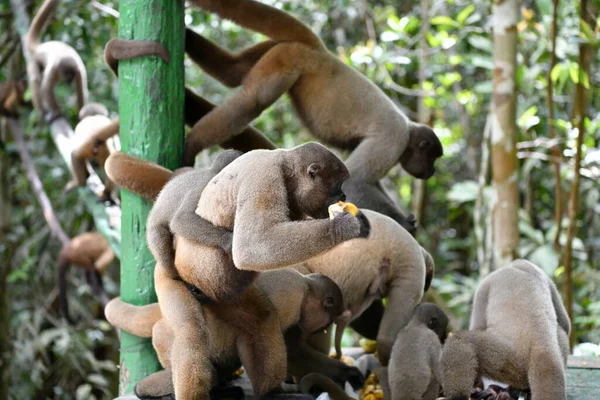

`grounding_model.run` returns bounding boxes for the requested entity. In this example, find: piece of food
[328,201,359,220]
[359,338,377,353]
[360,372,384,400]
